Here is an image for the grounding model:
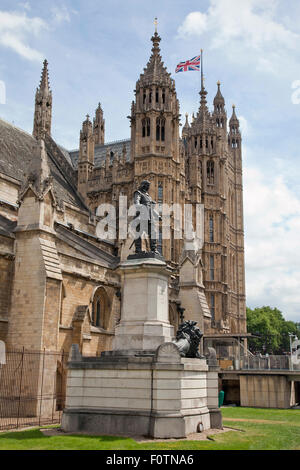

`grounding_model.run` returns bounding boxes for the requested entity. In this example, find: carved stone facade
[0,29,246,365]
